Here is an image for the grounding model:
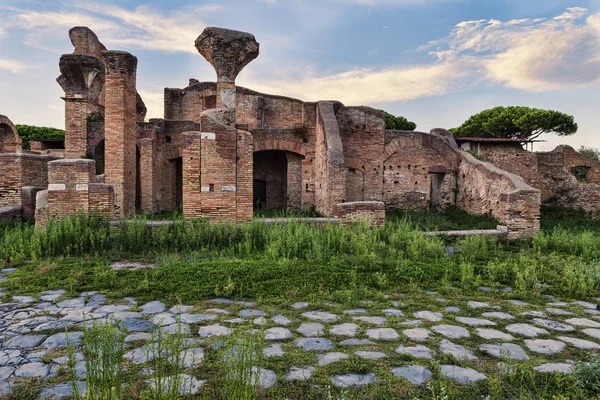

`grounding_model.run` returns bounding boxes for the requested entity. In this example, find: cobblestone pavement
[1,267,599,397]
